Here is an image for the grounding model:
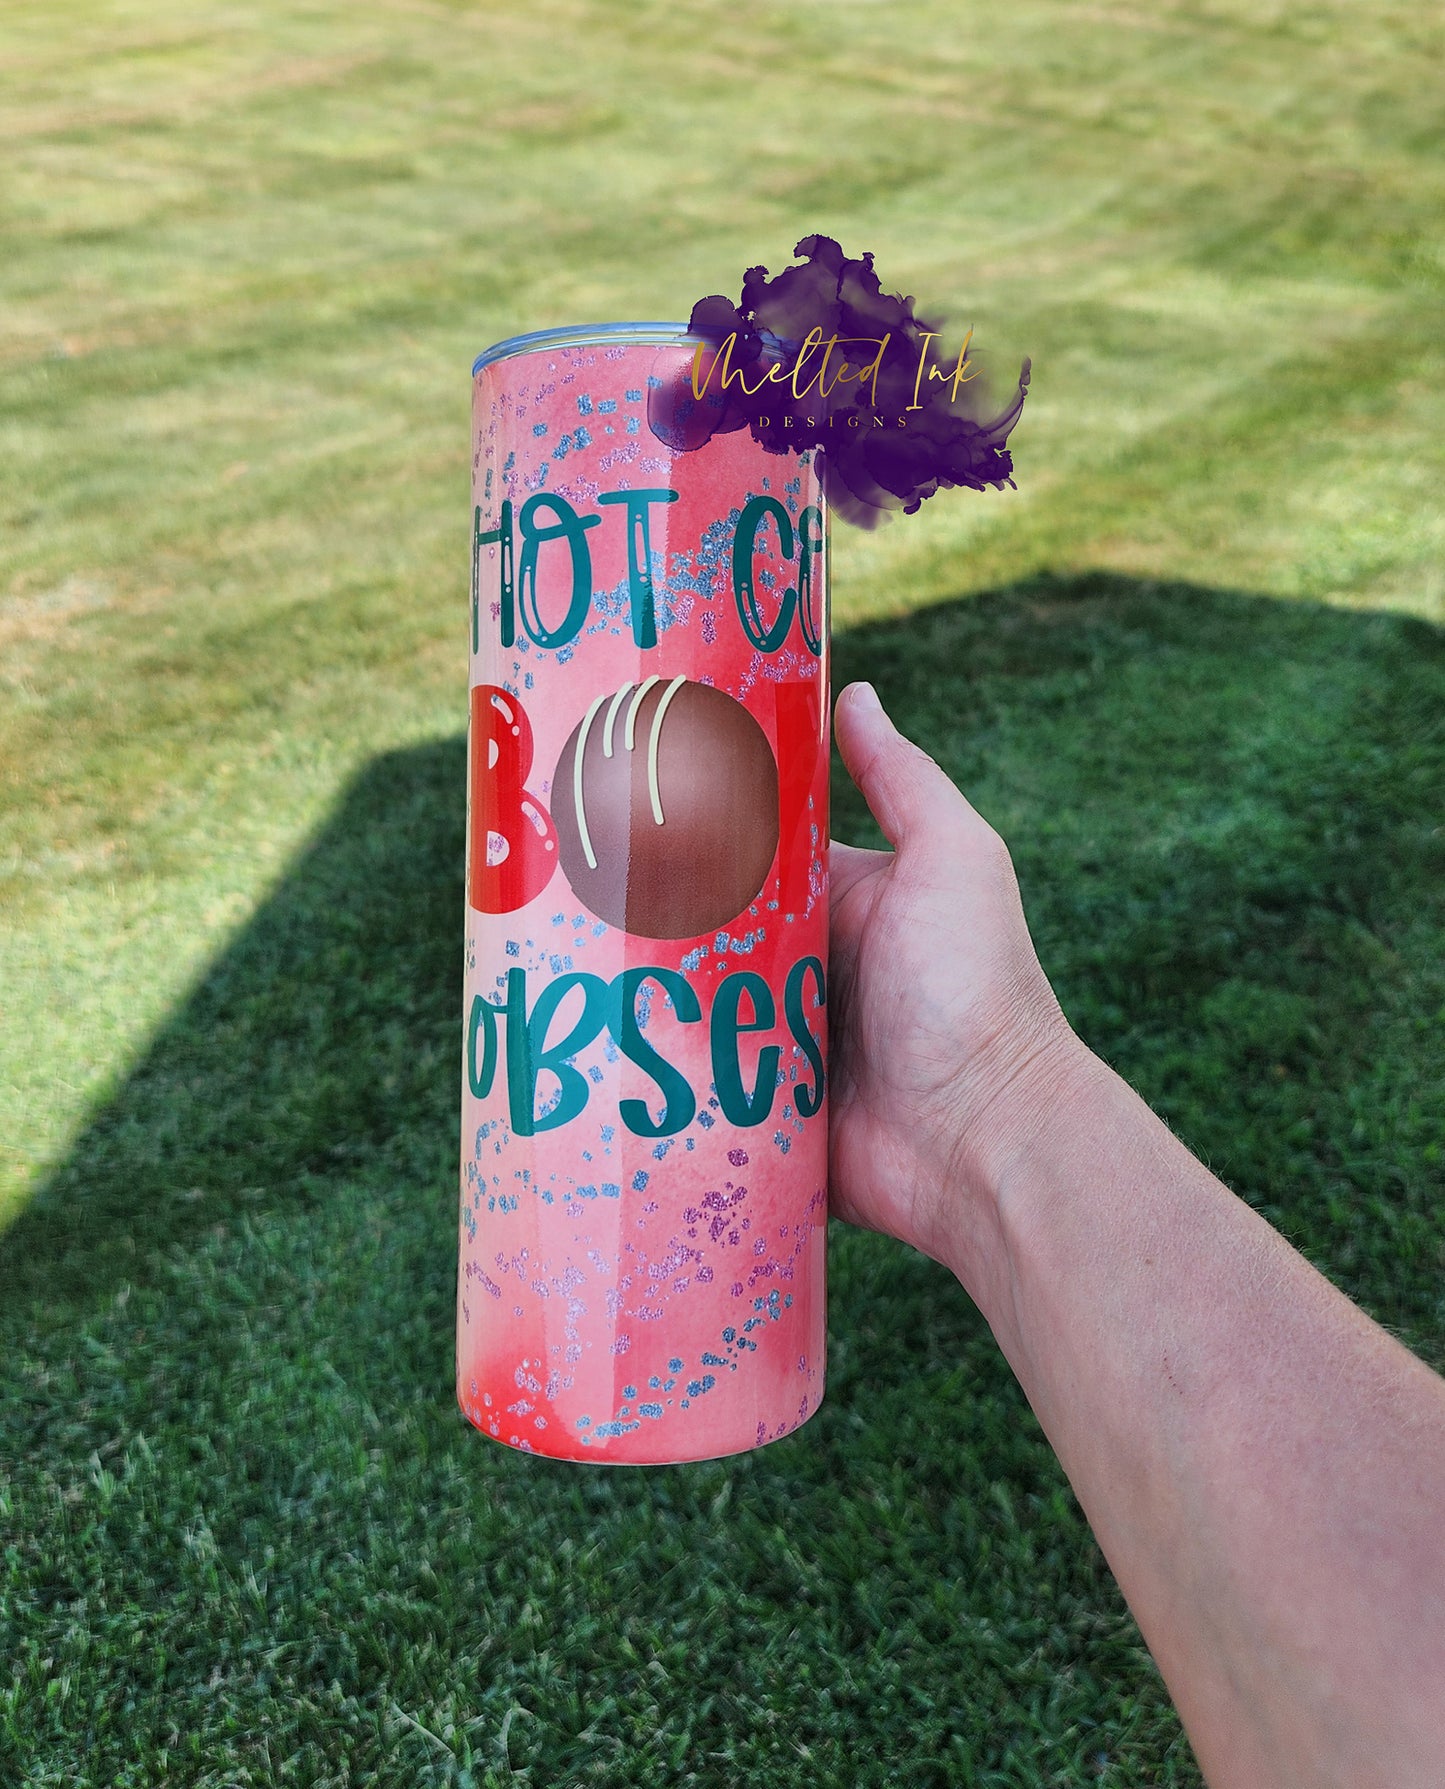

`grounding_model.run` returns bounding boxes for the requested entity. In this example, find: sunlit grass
[4,0,1443,1200]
